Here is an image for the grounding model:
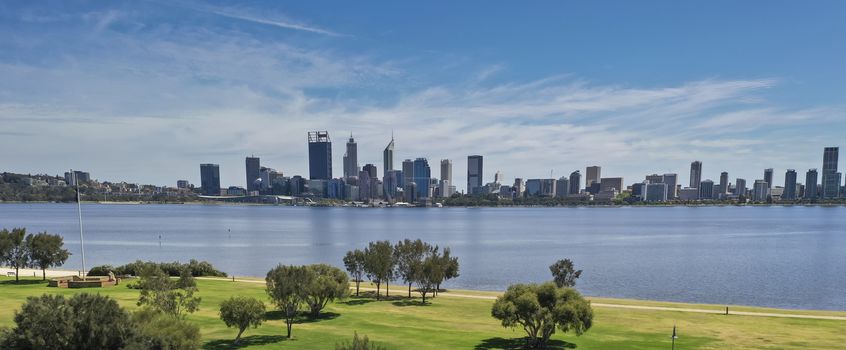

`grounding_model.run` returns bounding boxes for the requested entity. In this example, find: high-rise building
[600,177,624,193]
[383,136,394,173]
[764,168,774,190]
[343,135,359,179]
[663,173,678,199]
[719,172,729,197]
[402,159,414,192]
[467,155,483,195]
[383,170,402,201]
[805,169,818,199]
[645,183,668,202]
[555,177,570,197]
[689,161,702,189]
[307,131,332,180]
[64,170,91,186]
[245,156,260,191]
[495,170,504,184]
[513,178,525,198]
[783,169,797,200]
[413,158,431,199]
[363,164,377,179]
[822,147,840,198]
[586,166,601,189]
[699,180,714,199]
[753,180,769,201]
[200,163,220,196]
[440,159,452,184]
[176,180,190,189]
[735,178,747,198]
[568,171,581,195]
